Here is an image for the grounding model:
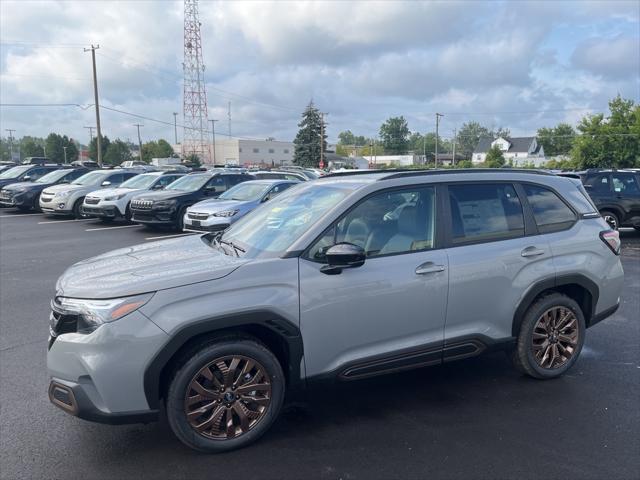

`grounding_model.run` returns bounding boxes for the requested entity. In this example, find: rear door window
[583,174,610,194]
[448,183,524,244]
[523,184,576,233]
[612,173,640,194]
